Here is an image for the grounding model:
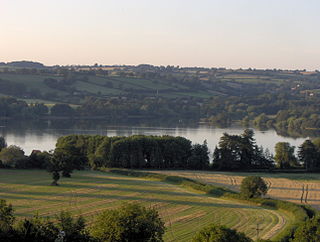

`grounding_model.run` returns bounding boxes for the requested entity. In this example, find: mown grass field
[152,170,320,210]
[0,169,294,241]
